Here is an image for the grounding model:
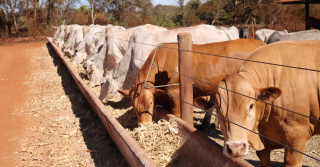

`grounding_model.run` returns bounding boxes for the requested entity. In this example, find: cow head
[118,84,164,126]
[73,51,87,65]
[215,74,281,158]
